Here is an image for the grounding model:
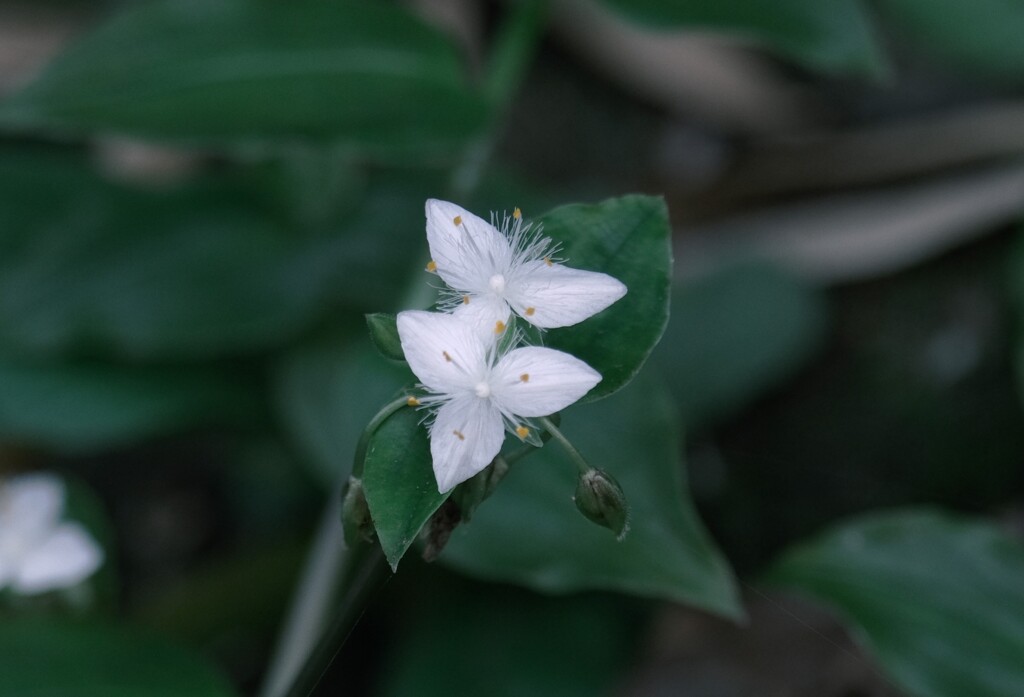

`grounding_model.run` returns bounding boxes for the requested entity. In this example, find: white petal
[451,293,511,343]
[0,473,65,541]
[509,261,627,329]
[12,522,103,595]
[425,199,511,292]
[397,310,487,394]
[491,346,601,417]
[429,395,505,492]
